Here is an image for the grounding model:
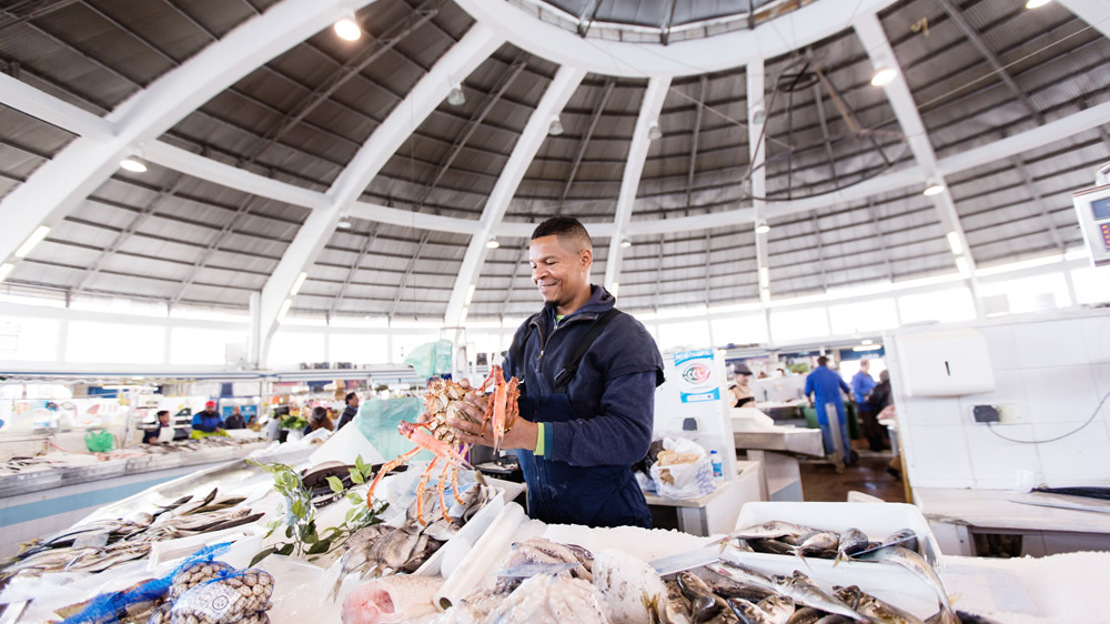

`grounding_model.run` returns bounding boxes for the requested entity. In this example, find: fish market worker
[452,217,664,528]
[804,356,855,464]
[190,401,225,439]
